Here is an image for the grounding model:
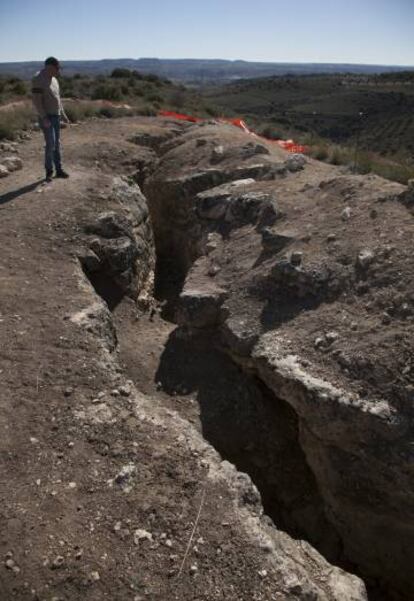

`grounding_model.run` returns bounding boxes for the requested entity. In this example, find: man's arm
[56,79,70,124]
[32,77,50,127]
[60,102,70,124]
